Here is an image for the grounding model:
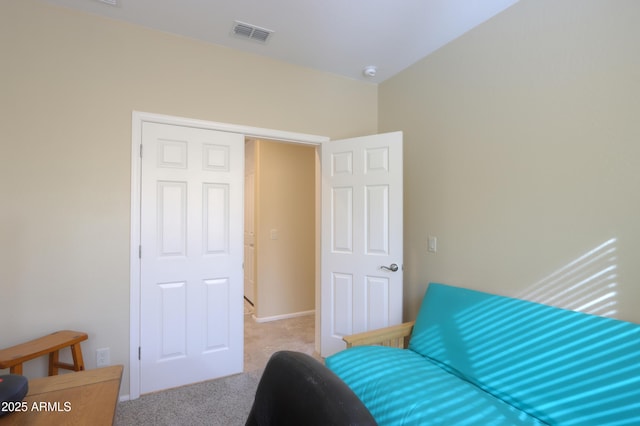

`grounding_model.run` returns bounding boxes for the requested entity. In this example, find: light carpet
[115,310,317,425]
[114,370,261,426]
